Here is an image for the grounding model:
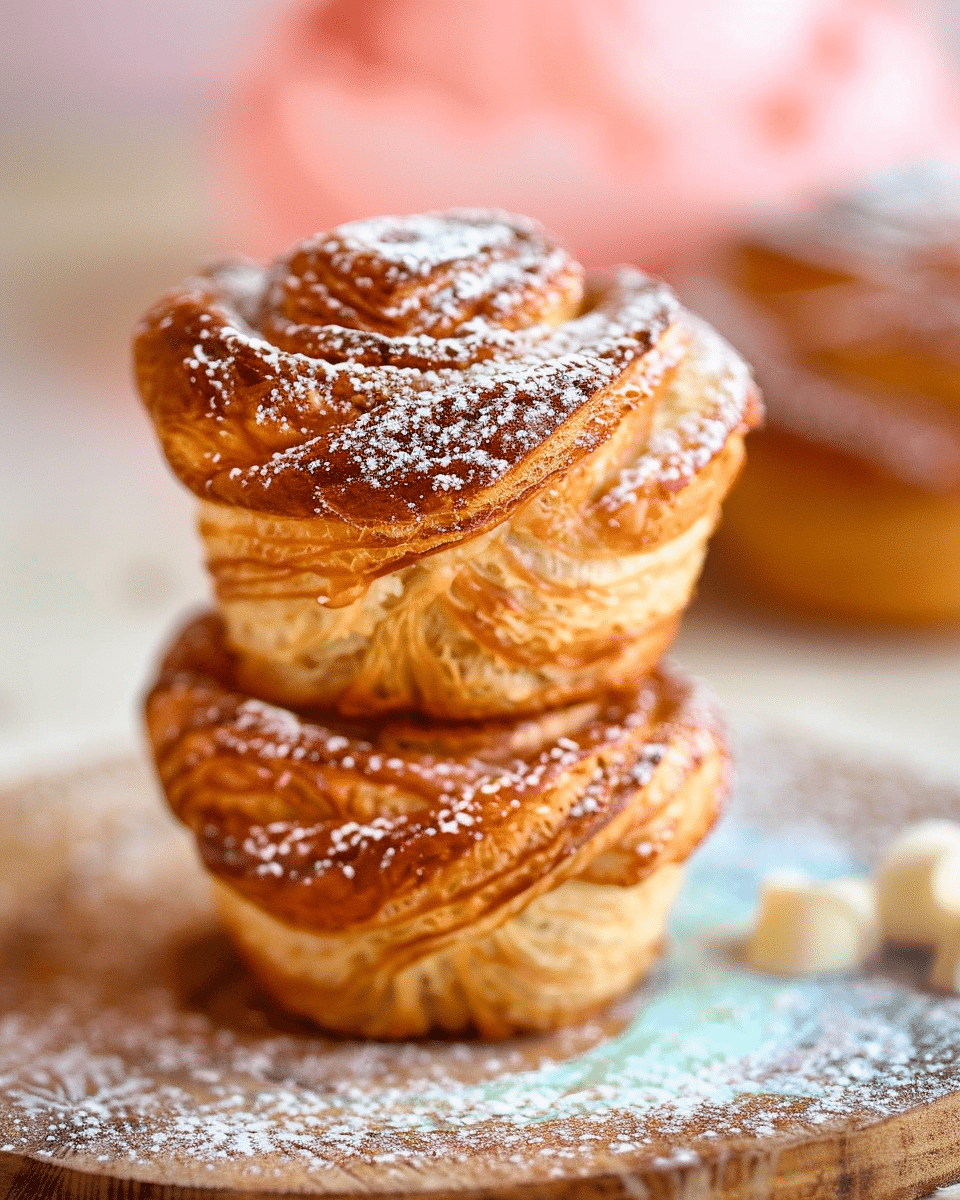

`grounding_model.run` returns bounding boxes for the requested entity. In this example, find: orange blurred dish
[689,167,960,625]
